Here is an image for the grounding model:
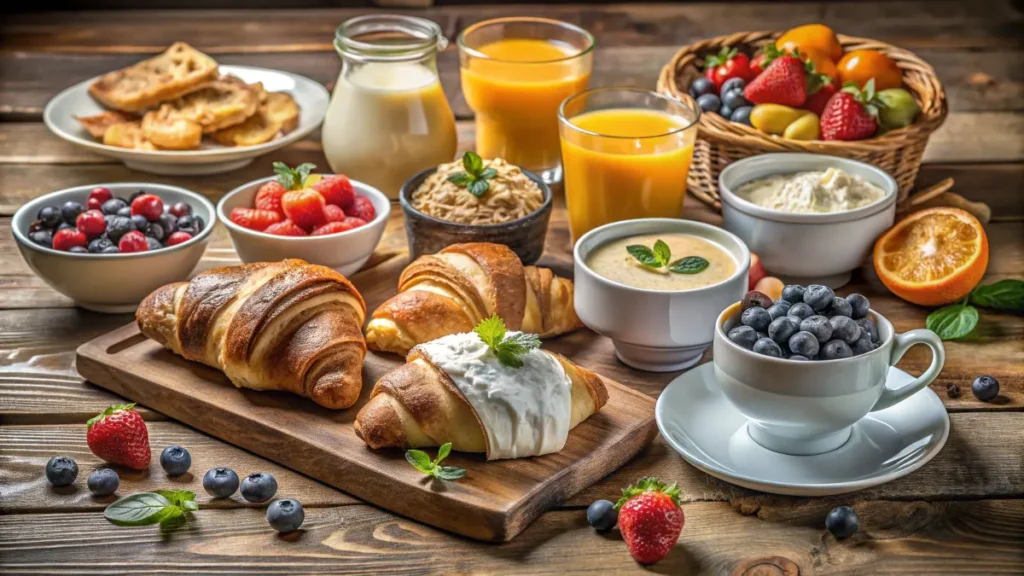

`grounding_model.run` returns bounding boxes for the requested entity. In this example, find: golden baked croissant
[365,243,582,355]
[354,332,609,459]
[136,259,367,409]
